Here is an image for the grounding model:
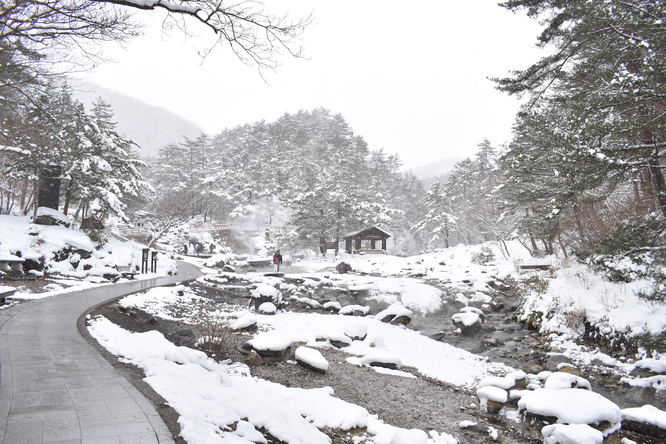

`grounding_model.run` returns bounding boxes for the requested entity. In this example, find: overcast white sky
[82,1,543,169]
